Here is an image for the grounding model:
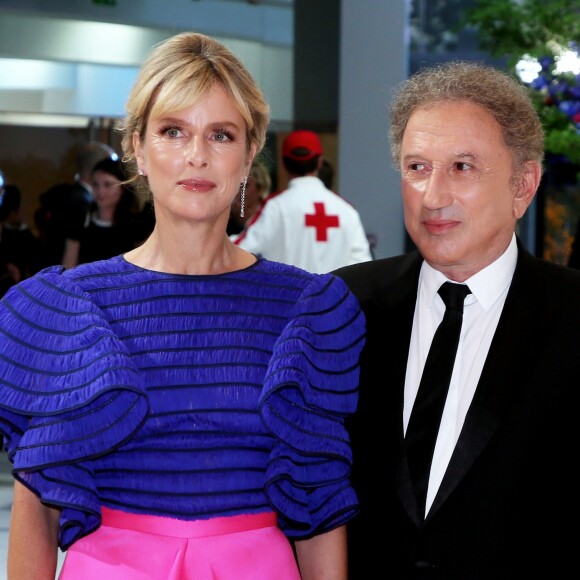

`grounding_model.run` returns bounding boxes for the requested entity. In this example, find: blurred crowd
[0,142,155,297]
